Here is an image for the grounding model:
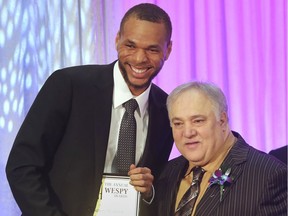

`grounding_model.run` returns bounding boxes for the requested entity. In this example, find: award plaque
[94,174,140,216]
